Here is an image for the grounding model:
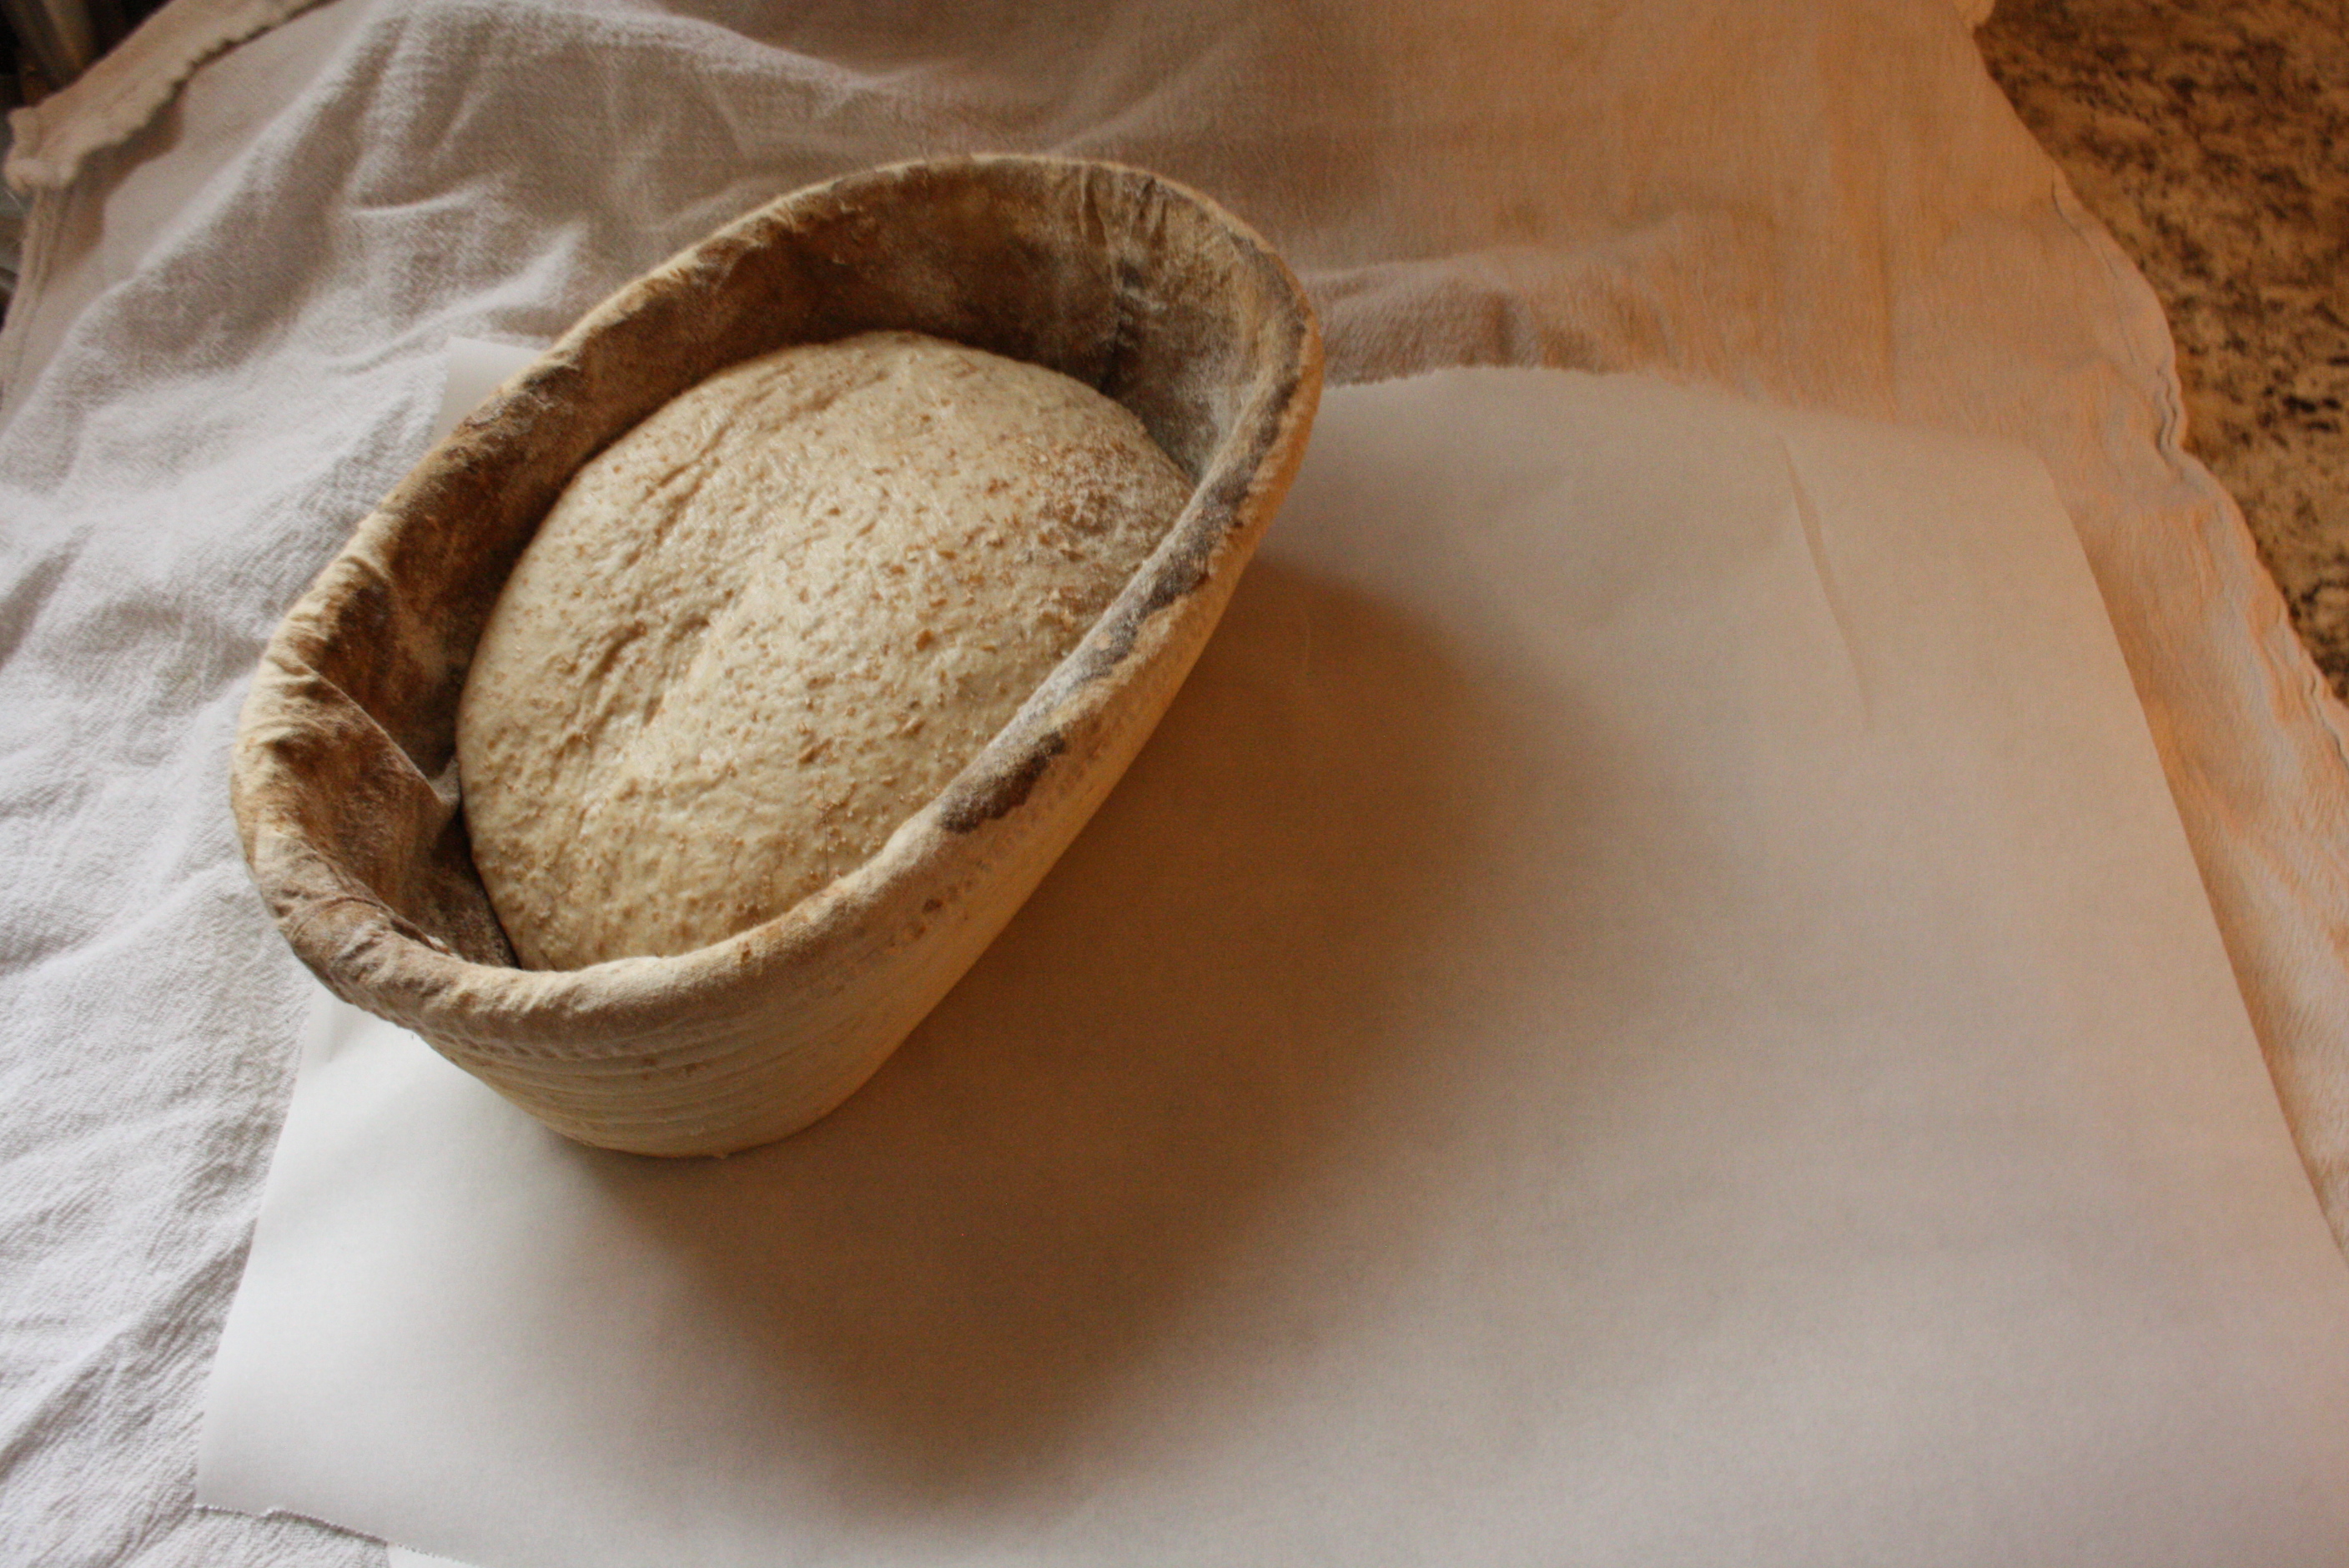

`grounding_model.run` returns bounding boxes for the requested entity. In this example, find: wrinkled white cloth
[4,0,2346,1564]
[3,0,327,192]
